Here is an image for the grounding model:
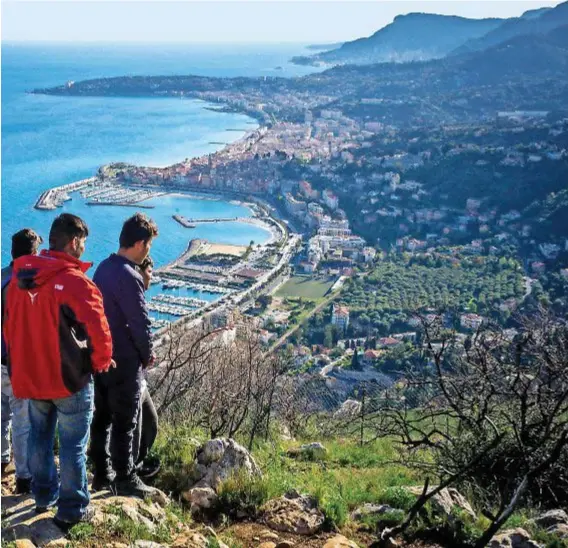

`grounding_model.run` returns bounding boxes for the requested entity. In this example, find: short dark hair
[12,229,43,259]
[119,213,158,249]
[49,213,89,252]
[140,256,154,271]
